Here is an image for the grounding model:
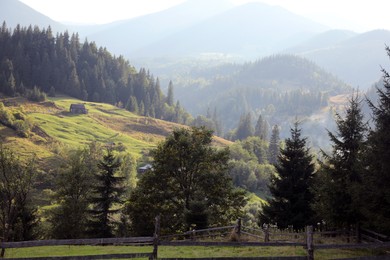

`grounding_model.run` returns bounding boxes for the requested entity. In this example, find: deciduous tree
[126,127,246,235]
[0,145,36,257]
